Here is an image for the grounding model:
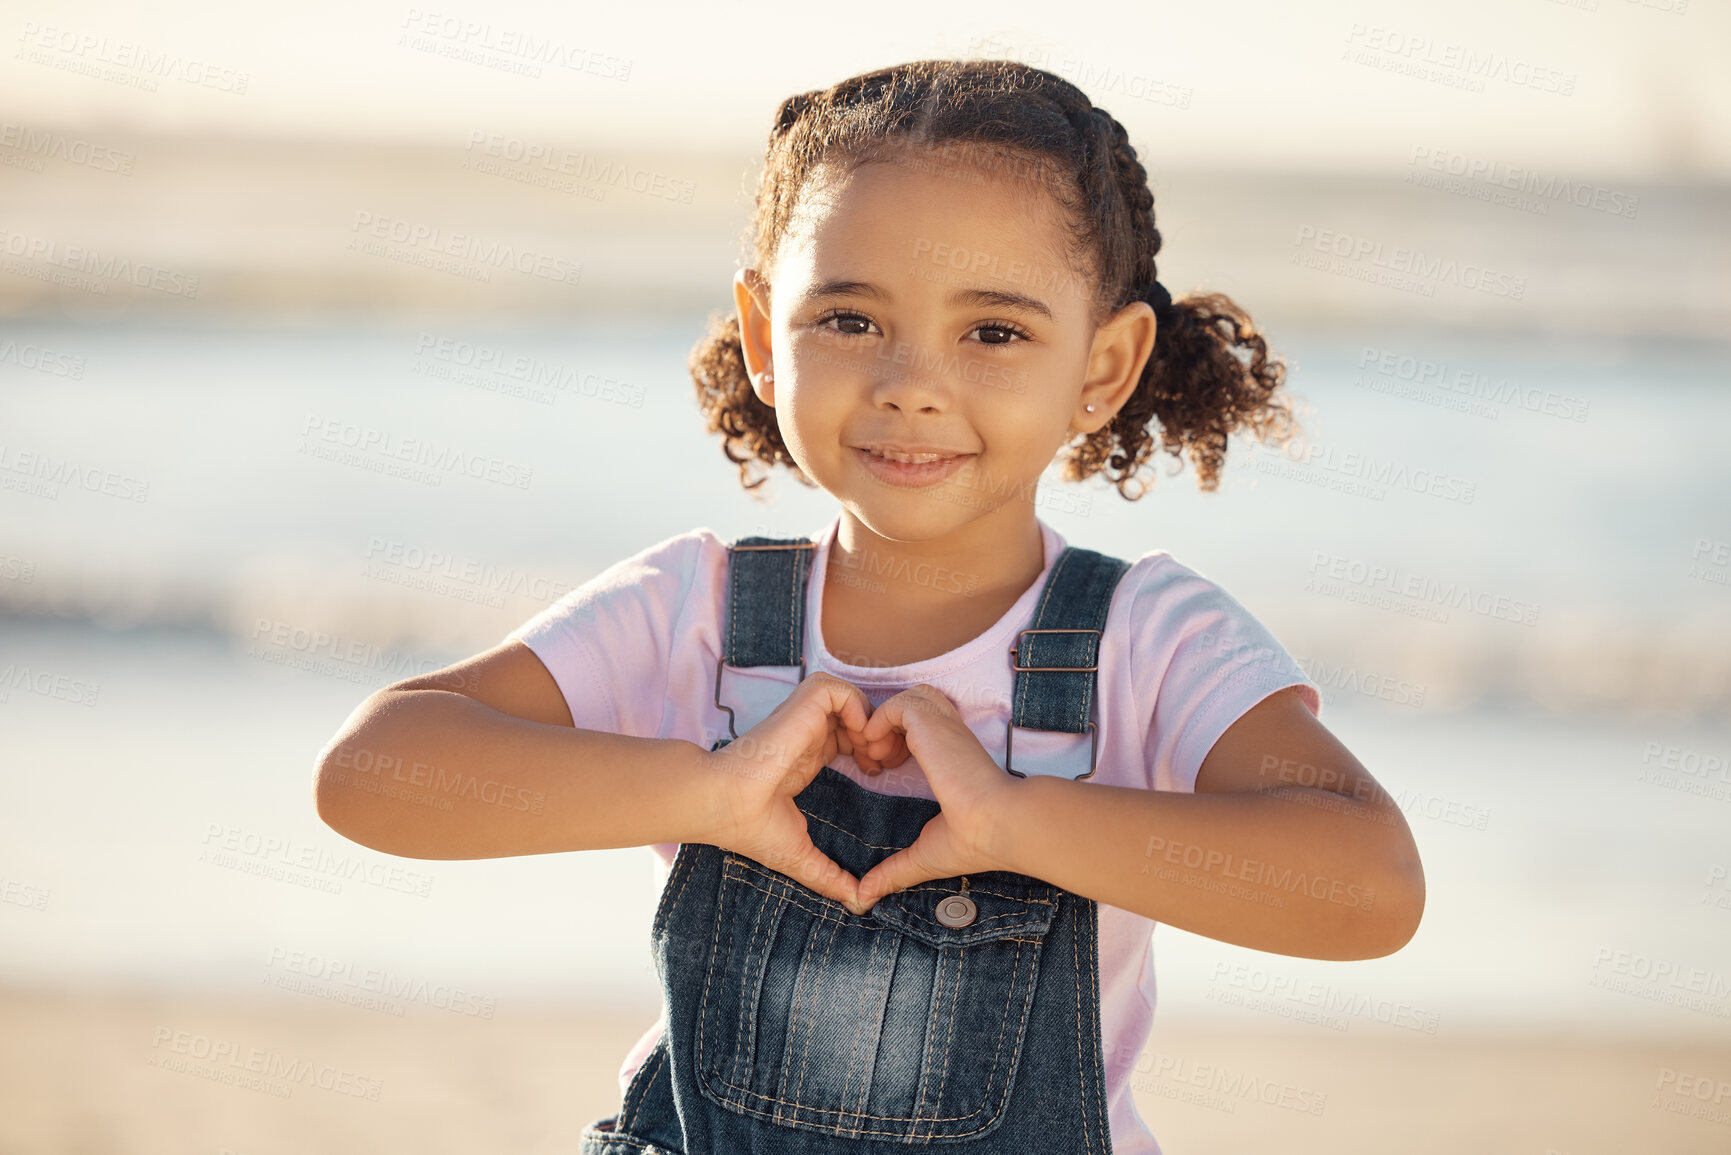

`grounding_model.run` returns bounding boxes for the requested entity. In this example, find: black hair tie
[1141,280,1174,317]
